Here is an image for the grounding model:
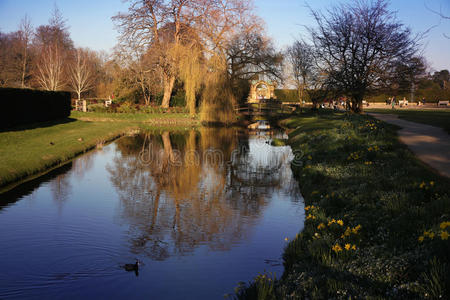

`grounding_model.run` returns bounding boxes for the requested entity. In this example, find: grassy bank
[0,112,199,192]
[71,111,199,124]
[236,111,449,299]
[365,108,450,133]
